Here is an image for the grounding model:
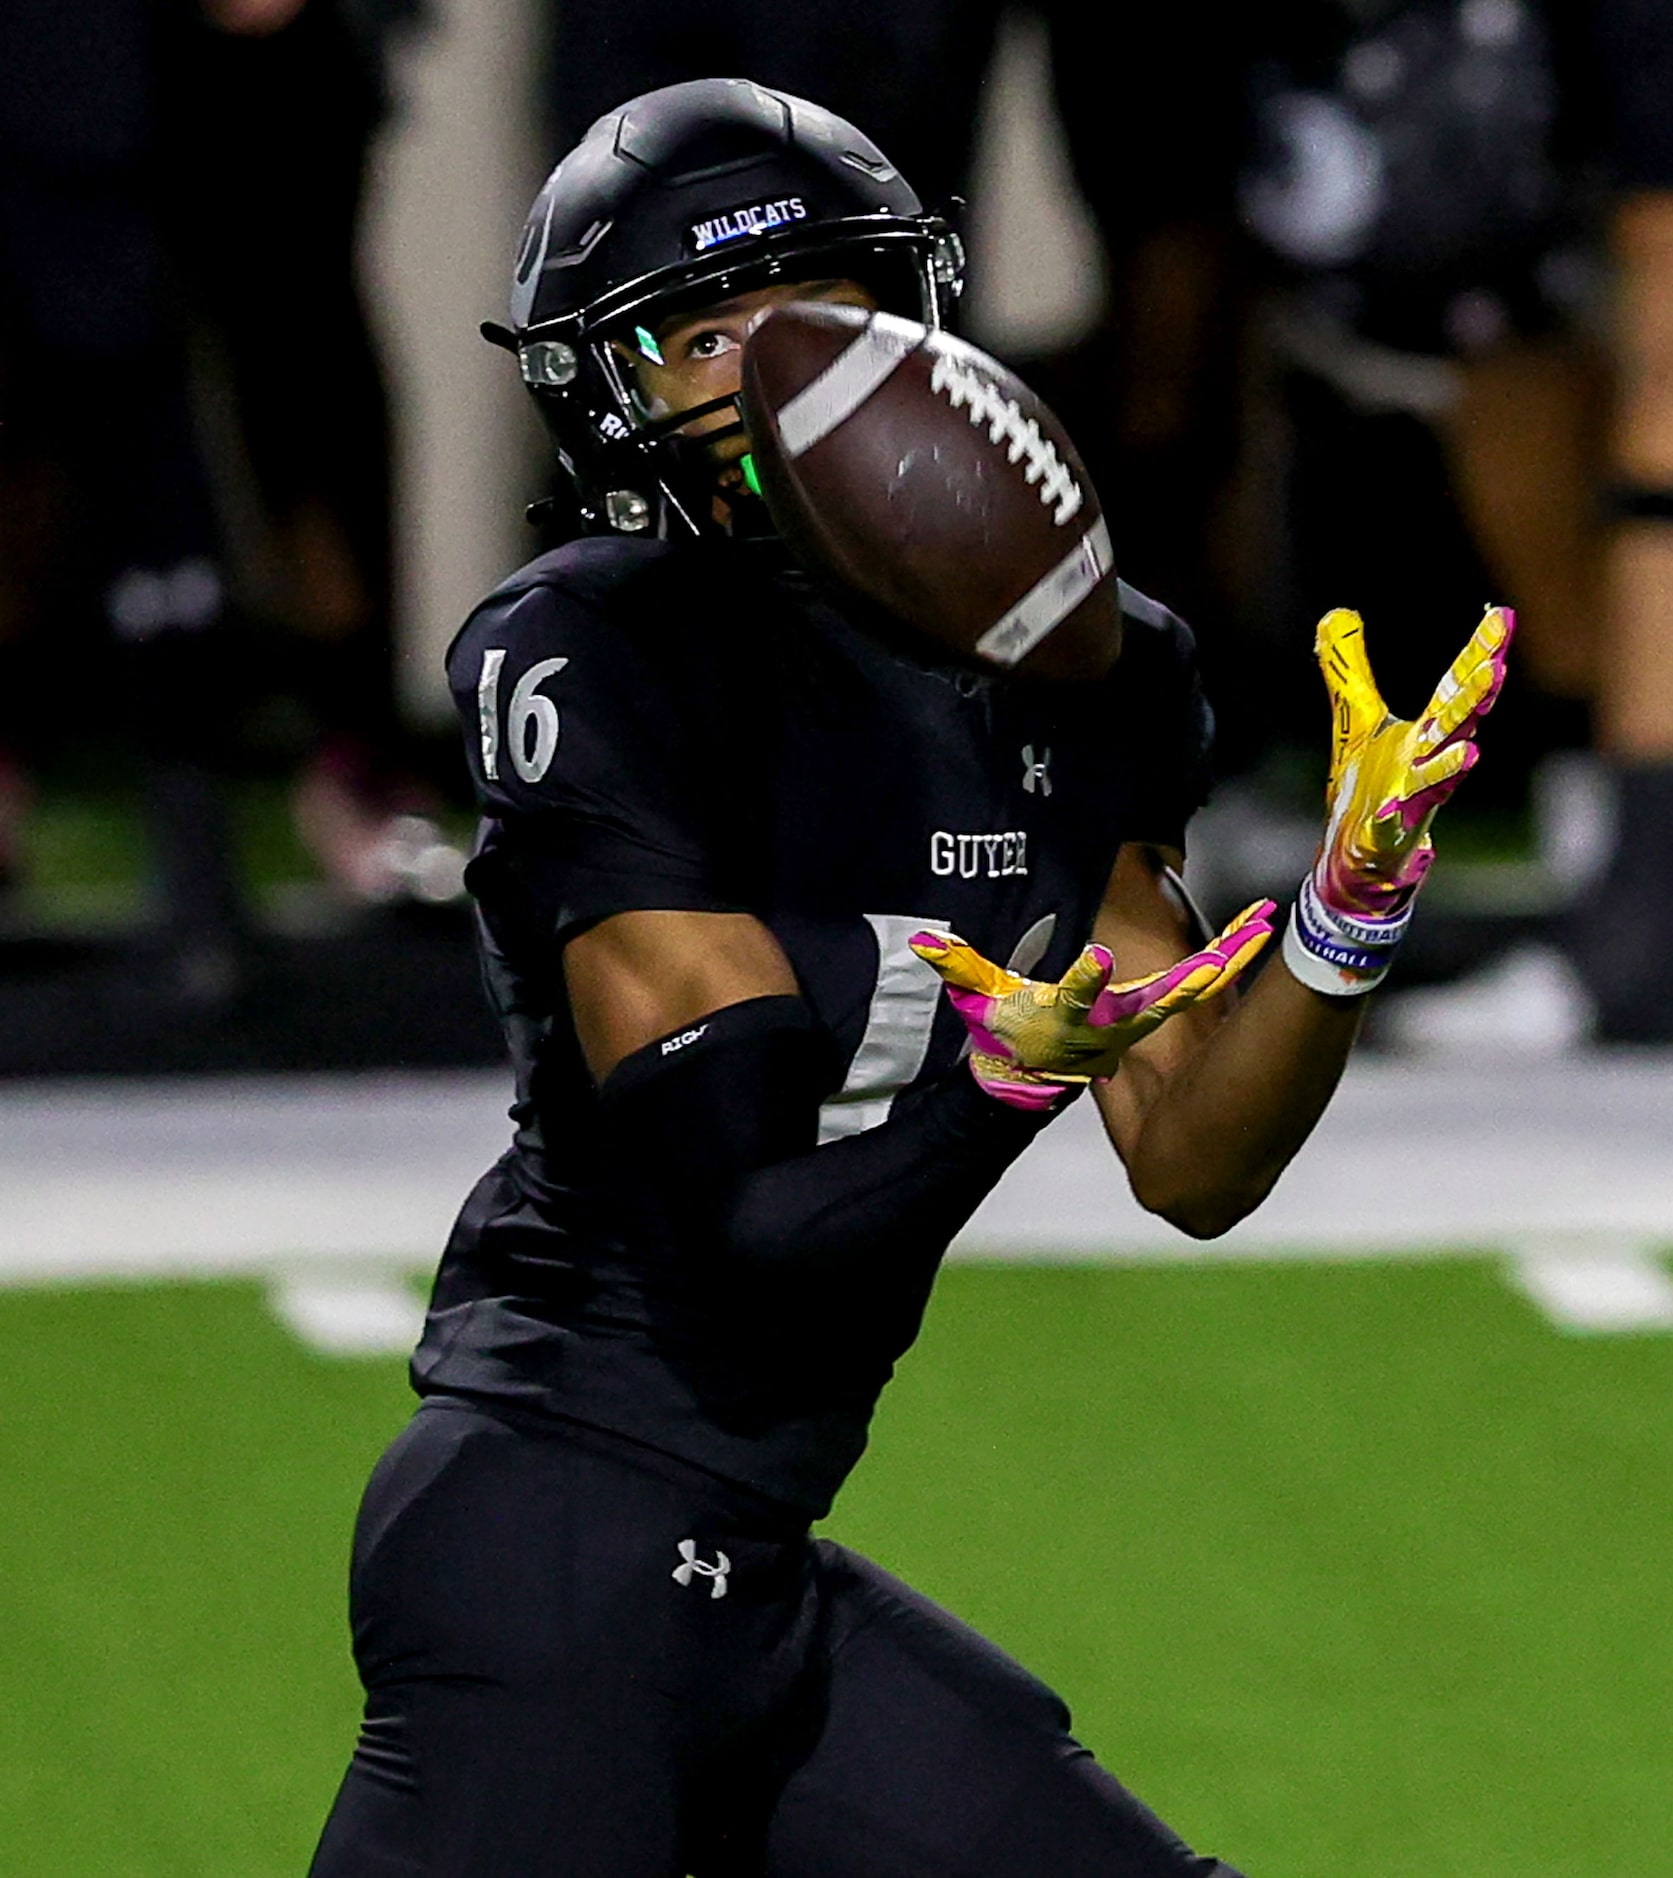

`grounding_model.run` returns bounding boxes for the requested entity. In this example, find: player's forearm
[1107,959,1361,1239]
[725,1069,1053,1283]
[594,998,1053,1294]
[1114,603,1507,1235]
